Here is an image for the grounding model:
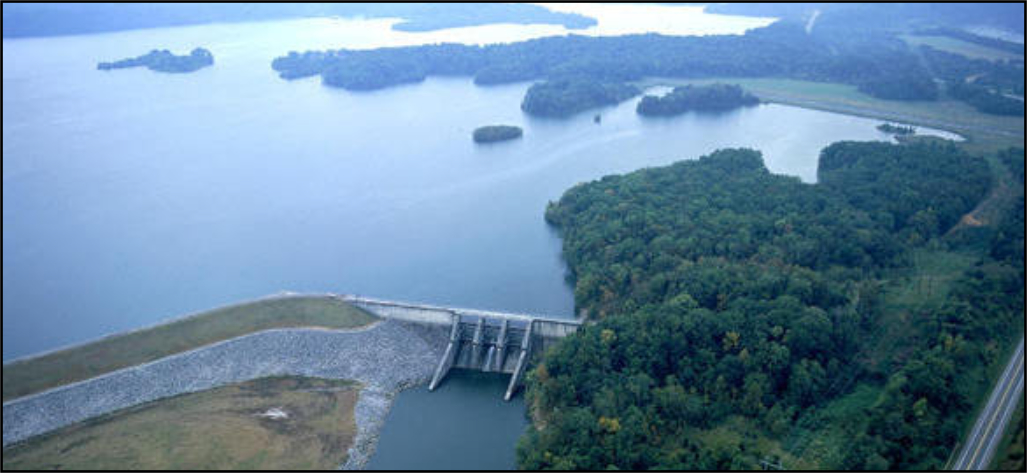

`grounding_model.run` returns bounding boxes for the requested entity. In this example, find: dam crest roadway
[339,295,582,401]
